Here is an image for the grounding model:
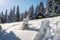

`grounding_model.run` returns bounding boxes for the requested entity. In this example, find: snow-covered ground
[0,16,60,40]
